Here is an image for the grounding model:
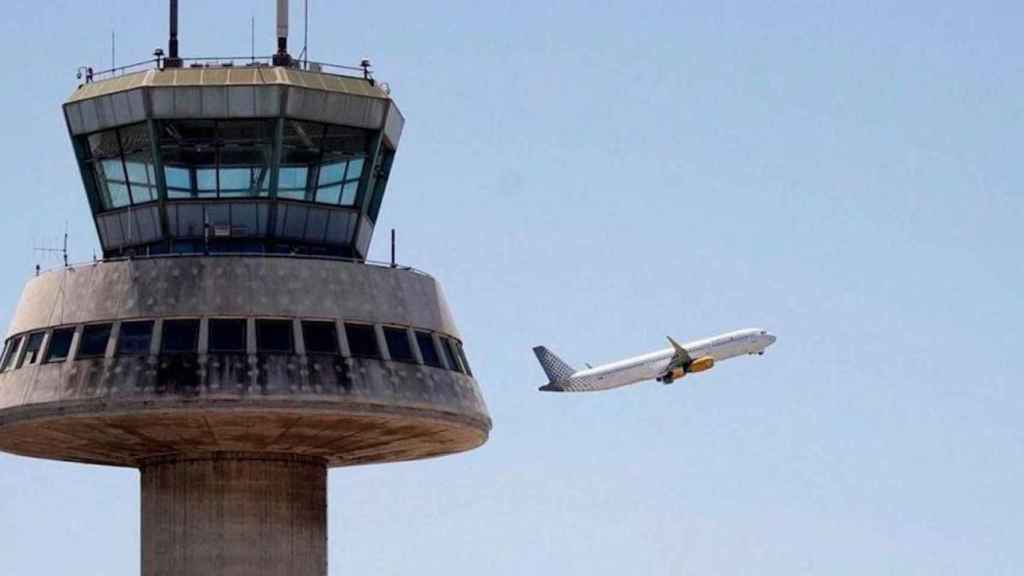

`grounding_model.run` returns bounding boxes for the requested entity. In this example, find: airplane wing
[666,336,692,368]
